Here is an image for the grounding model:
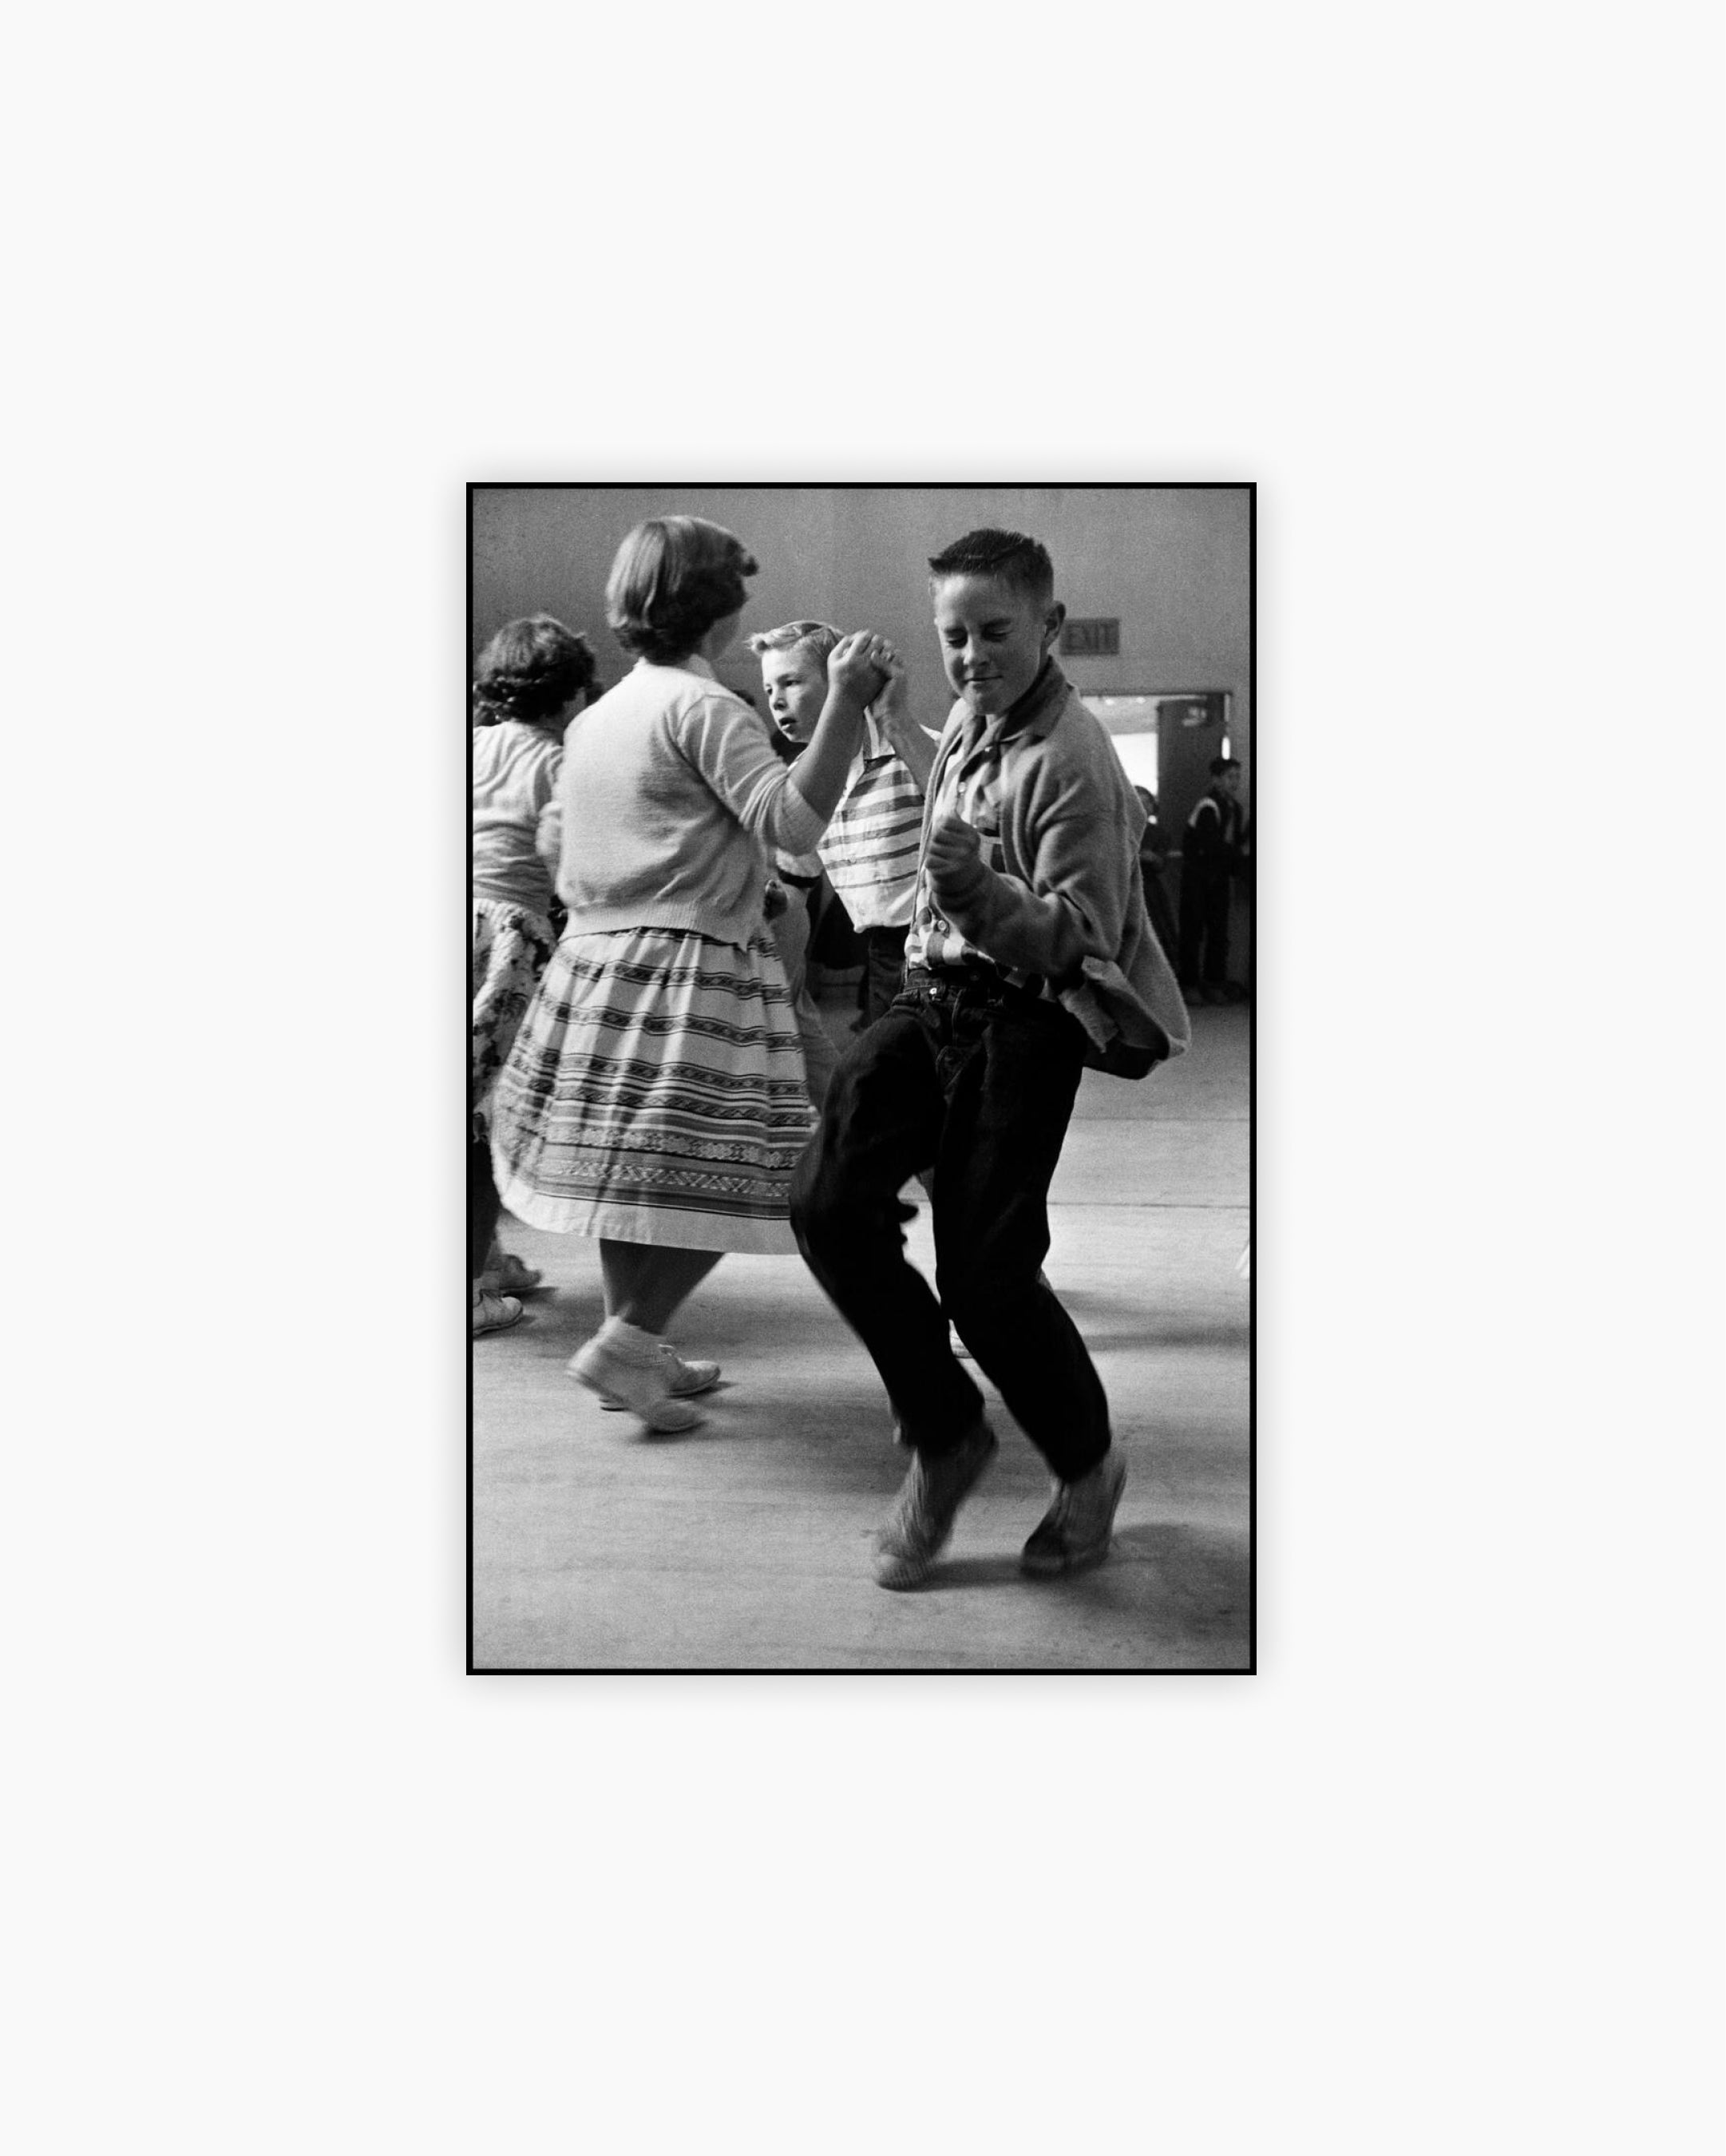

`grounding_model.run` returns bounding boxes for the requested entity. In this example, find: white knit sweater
[553,657,825,945]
